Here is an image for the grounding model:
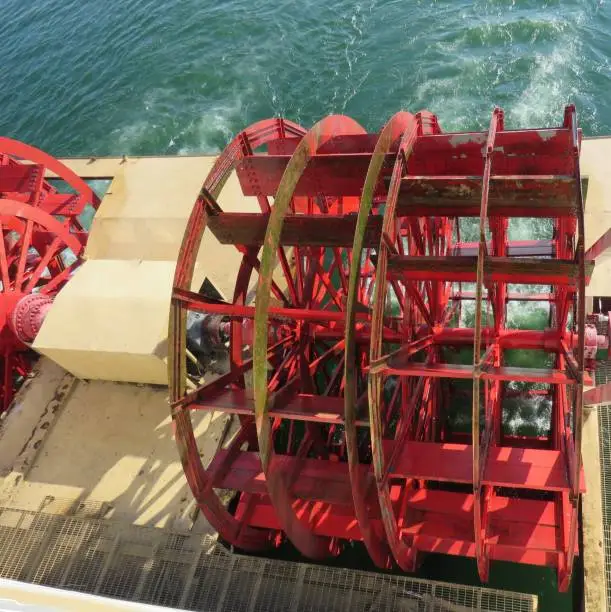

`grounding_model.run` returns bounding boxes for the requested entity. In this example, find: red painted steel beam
[207,212,383,248]
[0,137,100,214]
[233,492,574,564]
[173,287,383,324]
[381,440,584,492]
[387,255,586,286]
[585,227,611,262]
[397,176,577,218]
[236,152,393,197]
[381,361,579,385]
[454,239,555,257]
[454,291,554,302]
[189,388,370,427]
